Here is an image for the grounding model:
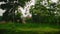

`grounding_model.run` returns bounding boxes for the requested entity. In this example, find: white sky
[18,0,35,17]
[0,2,6,16]
[51,0,58,3]
[0,9,5,16]
[0,0,58,16]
